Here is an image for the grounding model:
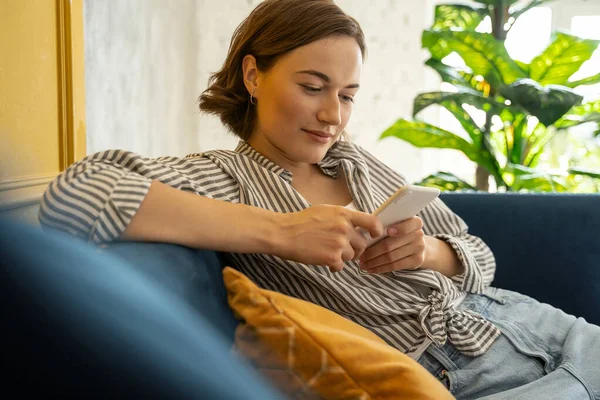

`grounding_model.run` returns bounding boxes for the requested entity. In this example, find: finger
[386,217,423,236]
[361,241,419,270]
[365,254,424,274]
[346,210,384,239]
[348,228,368,260]
[361,230,422,263]
[340,239,356,263]
[328,259,345,273]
